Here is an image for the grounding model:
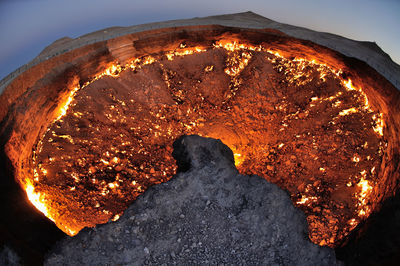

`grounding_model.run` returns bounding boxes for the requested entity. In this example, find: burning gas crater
[10,33,390,248]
